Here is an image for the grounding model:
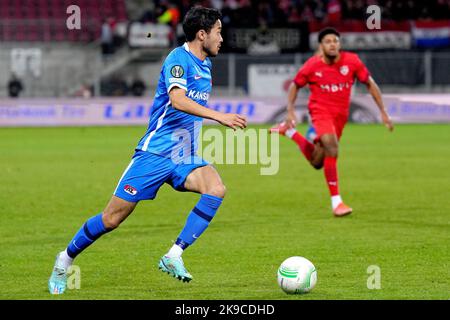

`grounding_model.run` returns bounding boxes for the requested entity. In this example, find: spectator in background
[8,74,24,98]
[172,0,450,31]
[234,0,255,27]
[403,0,418,20]
[101,18,114,58]
[157,2,181,46]
[313,0,327,22]
[210,0,224,10]
[139,2,156,22]
[101,74,128,96]
[326,0,342,24]
[157,2,181,26]
[382,0,394,20]
[219,0,233,27]
[433,0,450,19]
[110,74,129,96]
[299,2,316,22]
[256,2,275,27]
[108,17,125,50]
[74,83,93,98]
[278,0,290,15]
[288,5,302,24]
[224,0,239,10]
[130,77,147,97]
